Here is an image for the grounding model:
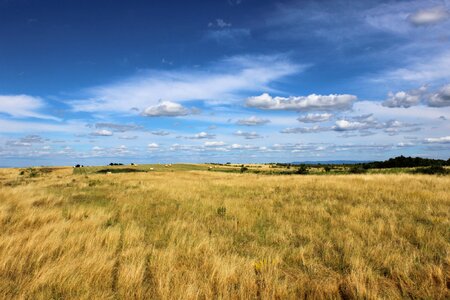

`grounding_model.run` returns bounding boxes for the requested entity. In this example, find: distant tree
[413,166,448,175]
[363,156,448,169]
[296,164,308,175]
[349,165,367,174]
